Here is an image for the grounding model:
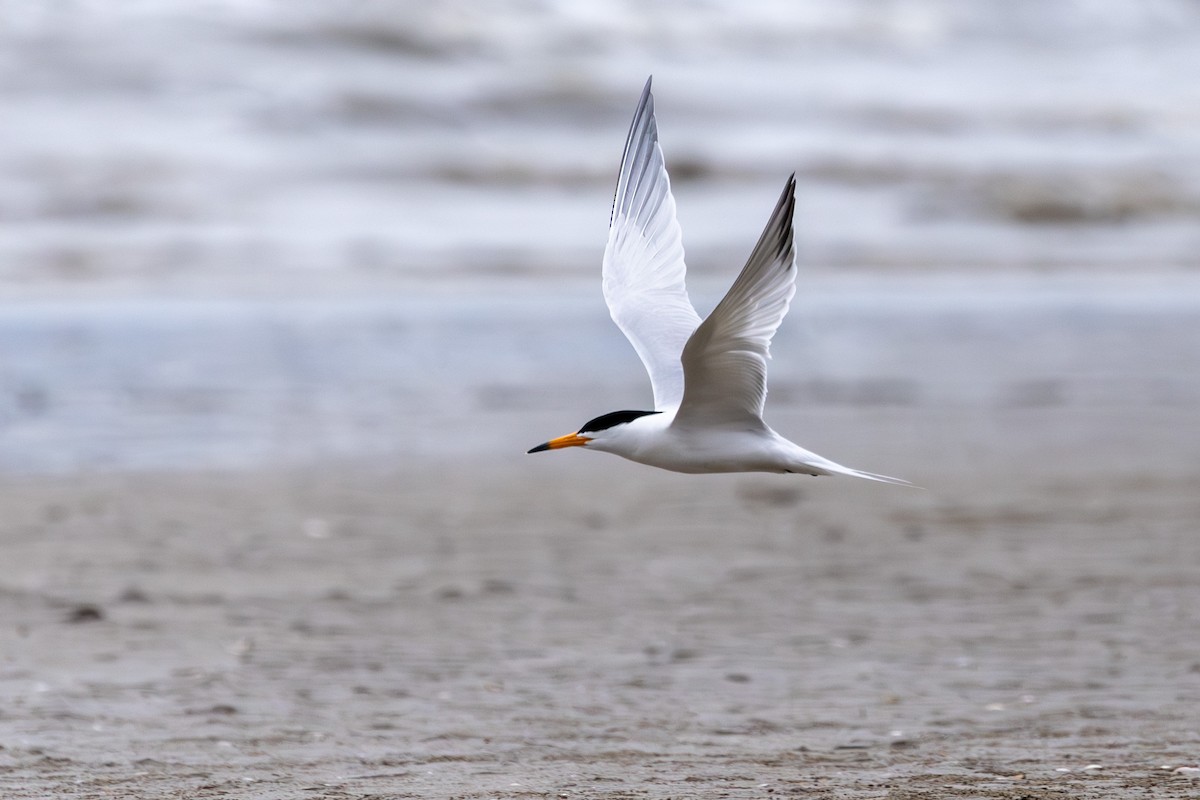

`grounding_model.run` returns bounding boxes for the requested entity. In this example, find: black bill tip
[527,442,551,454]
